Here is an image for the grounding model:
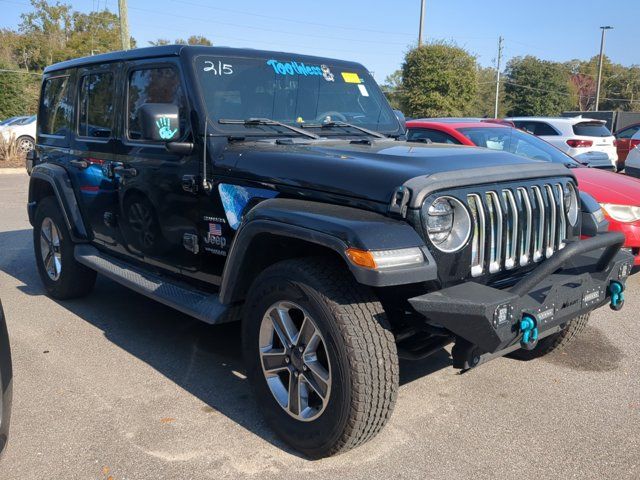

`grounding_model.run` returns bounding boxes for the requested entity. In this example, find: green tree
[468,66,508,118]
[400,42,478,118]
[0,60,40,118]
[150,36,213,46]
[380,69,402,110]
[505,56,574,116]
